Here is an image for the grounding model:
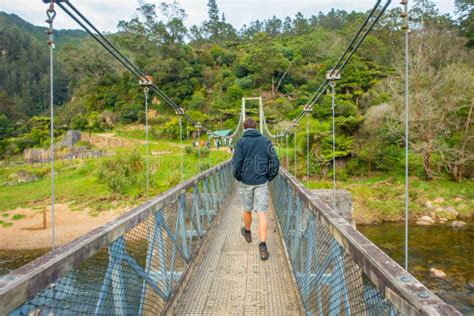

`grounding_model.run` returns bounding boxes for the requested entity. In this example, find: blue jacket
[232,129,280,185]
